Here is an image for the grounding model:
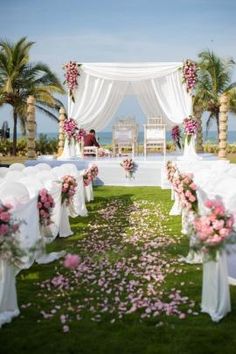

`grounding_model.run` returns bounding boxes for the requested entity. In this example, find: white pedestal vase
[59,202,73,238]
[75,141,82,158]
[201,250,231,322]
[0,260,20,328]
[178,135,202,161]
